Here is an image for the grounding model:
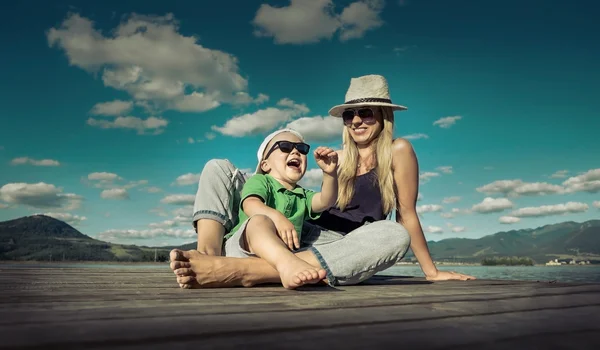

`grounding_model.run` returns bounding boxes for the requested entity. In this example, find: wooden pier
[1,265,599,349]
